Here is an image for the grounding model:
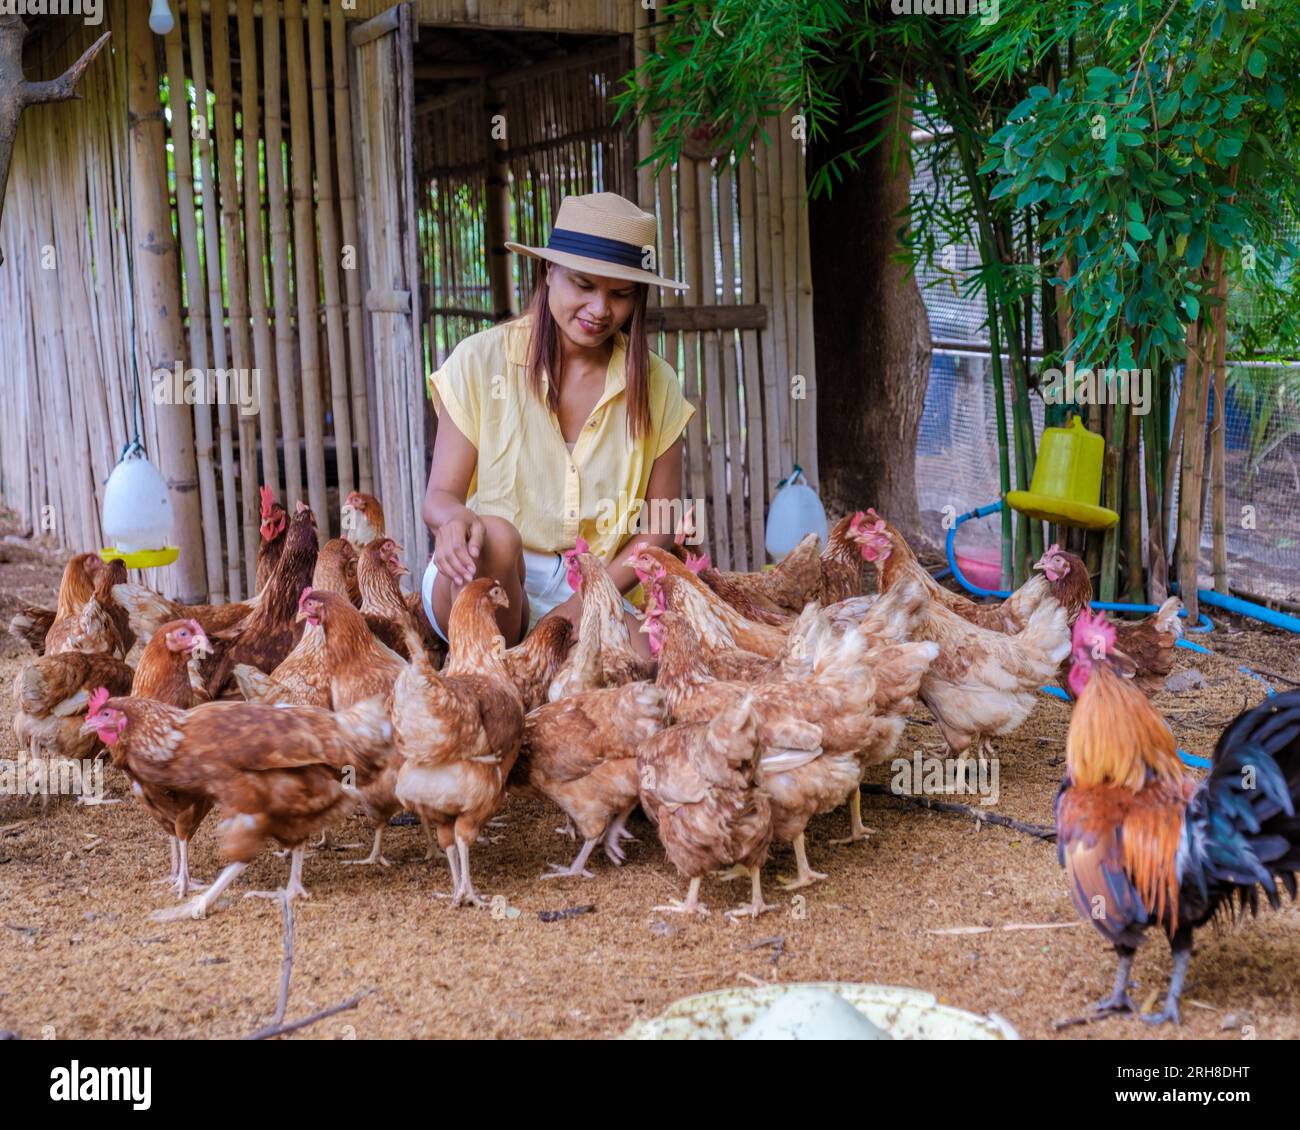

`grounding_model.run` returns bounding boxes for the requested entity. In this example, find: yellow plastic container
[1006,414,1118,530]
[99,546,180,569]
